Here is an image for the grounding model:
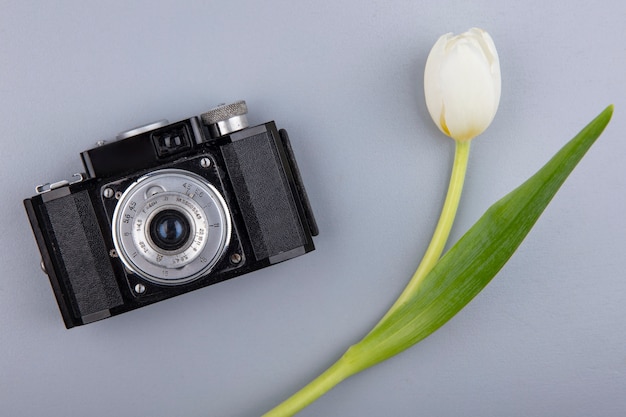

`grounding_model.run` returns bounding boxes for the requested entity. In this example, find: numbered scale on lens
[112,169,232,285]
